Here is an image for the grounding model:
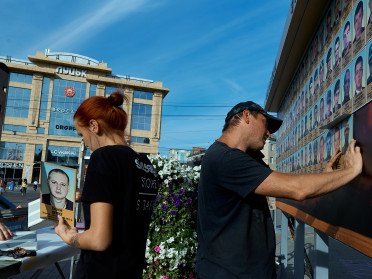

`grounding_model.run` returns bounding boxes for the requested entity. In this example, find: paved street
[1,188,371,278]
